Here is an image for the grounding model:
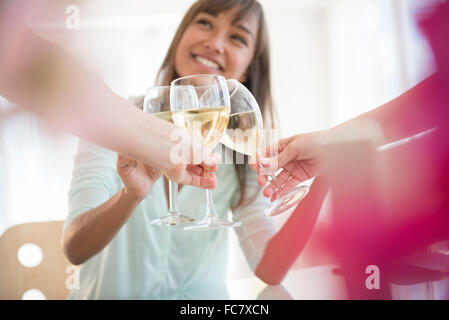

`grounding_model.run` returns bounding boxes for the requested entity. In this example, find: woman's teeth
[195,56,220,70]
